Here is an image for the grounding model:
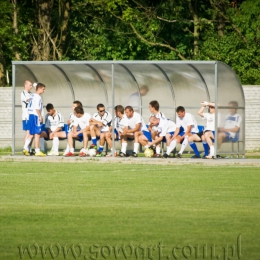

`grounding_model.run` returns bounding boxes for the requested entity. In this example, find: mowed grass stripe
[0,162,259,260]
